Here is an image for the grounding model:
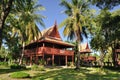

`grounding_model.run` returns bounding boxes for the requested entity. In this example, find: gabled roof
[79,43,91,53]
[40,22,62,41]
[25,22,74,49]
